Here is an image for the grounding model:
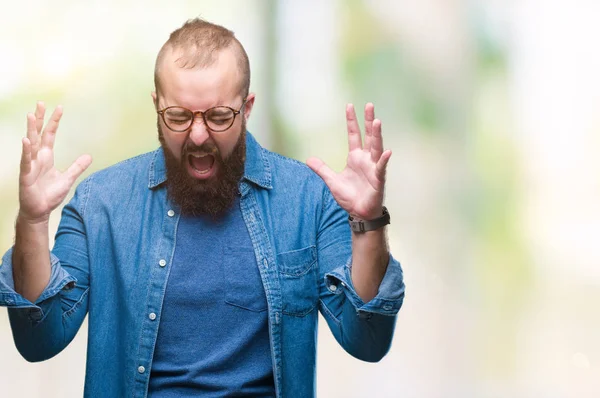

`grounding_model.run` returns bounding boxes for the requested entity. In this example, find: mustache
[183,142,219,156]
[157,122,219,157]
